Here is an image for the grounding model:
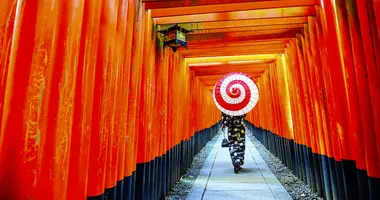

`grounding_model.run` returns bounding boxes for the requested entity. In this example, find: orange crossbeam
[157,16,309,30]
[200,74,262,86]
[183,49,285,58]
[190,62,272,69]
[155,6,315,24]
[190,24,305,34]
[187,33,297,46]
[150,0,319,17]
[194,67,268,76]
[199,74,262,81]
[196,69,267,76]
[207,86,216,90]
[206,83,258,91]
[187,29,301,42]
[199,72,263,78]
[187,39,290,49]
[180,43,287,55]
[191,63,270,69]
[144,0,281,9]
[185,54,277,63]
[191,62,270,68]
